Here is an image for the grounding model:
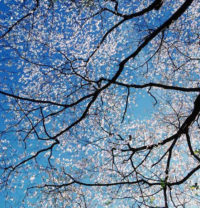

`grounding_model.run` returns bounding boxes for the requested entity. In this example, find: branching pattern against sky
[0,0,199,207]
